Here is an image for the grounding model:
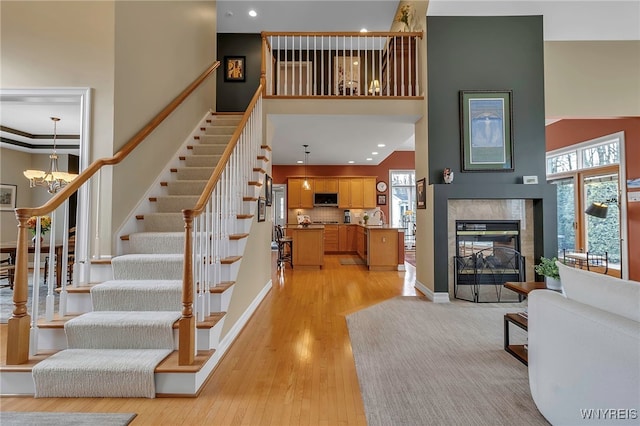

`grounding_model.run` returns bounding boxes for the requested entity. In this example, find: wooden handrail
[7,60,220,366]
[14,60,220,219]
[187,84,264,218]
